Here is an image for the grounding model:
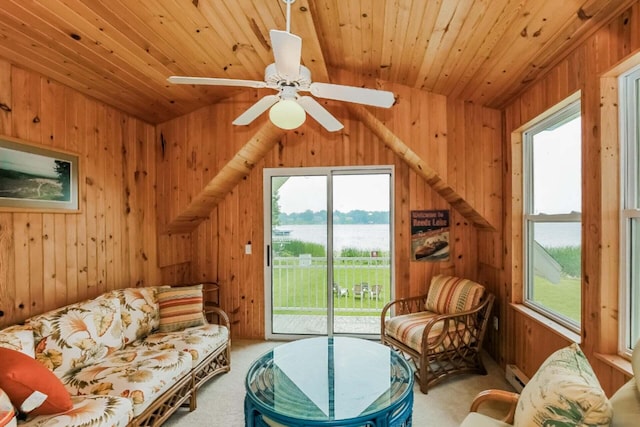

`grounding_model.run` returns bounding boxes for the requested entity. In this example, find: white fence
[271,256,391,314]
